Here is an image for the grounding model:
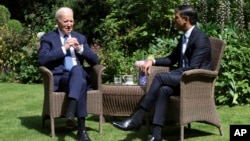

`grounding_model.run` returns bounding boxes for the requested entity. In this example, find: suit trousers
[58,65,89,117]
[140,72,181,126]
